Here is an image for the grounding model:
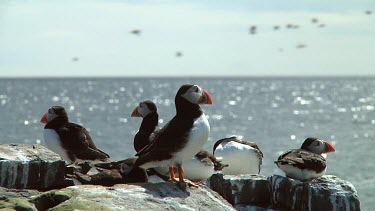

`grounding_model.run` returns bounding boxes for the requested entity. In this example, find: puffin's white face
[131,102,152,117]
[181,85,204,104]
[305,139,326,154]
[137,102,152,117]
[47,108,59,122]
